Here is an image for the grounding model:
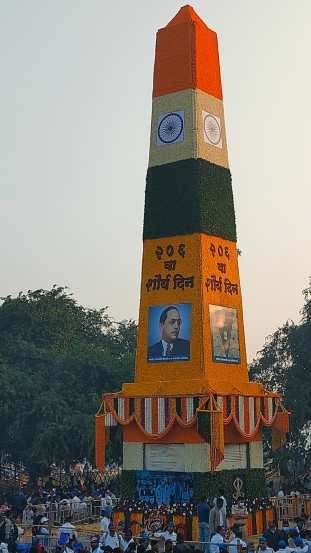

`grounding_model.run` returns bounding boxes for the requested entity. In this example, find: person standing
[102,524,121,549]
[210,526,225,553]
[213,491,227,516]
[90,536,102,553]
[154,522,177,544]
[174,533,192,553]
[263,521,286,551]
[228,524,247,553]
[0,514,18,553]
[100,511,111,537]
[120,529,135,552]
[58,517,77,545]
[197,496,210,553]
[209,499,227,536]
[257,536,274,553]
